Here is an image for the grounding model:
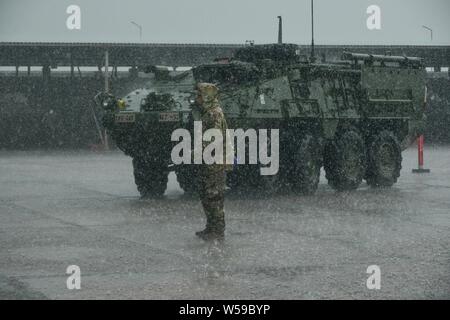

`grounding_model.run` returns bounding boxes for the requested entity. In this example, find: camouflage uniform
[195,83,229,241]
